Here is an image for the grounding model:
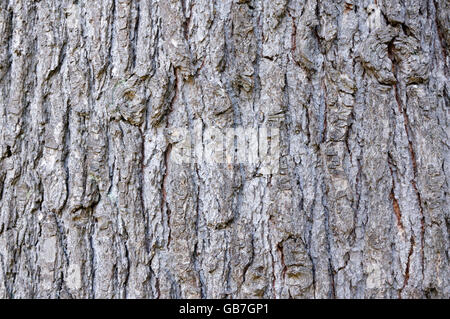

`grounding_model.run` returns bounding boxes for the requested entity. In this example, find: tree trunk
[0,0,448,299]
